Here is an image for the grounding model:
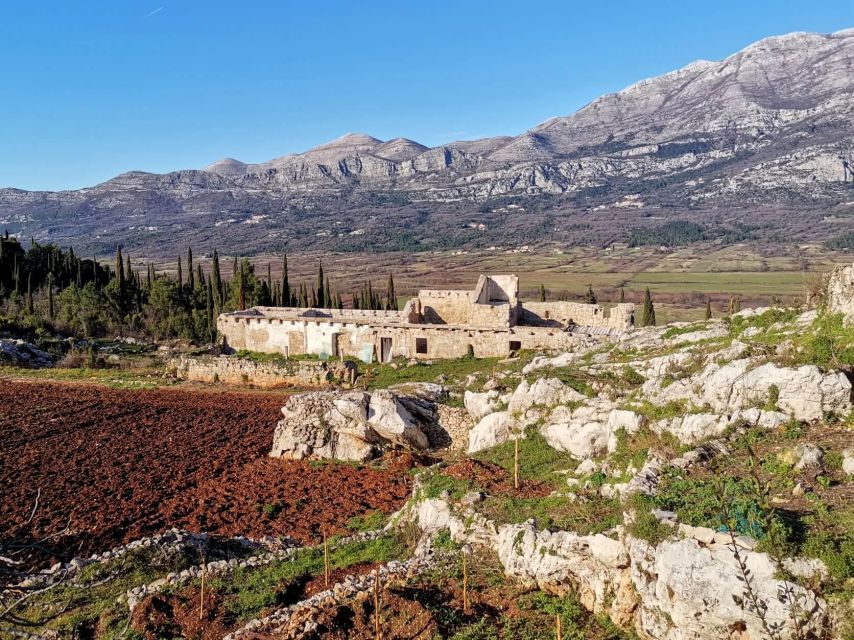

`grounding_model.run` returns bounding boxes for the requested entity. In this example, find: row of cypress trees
[0,233,399,341]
